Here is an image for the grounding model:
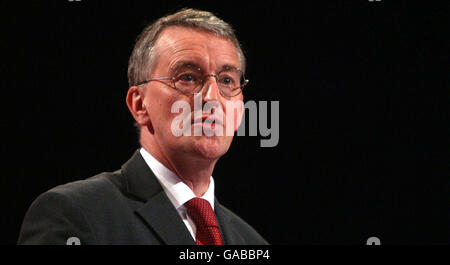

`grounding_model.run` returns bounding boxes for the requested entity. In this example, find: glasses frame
[136,65,249,98]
